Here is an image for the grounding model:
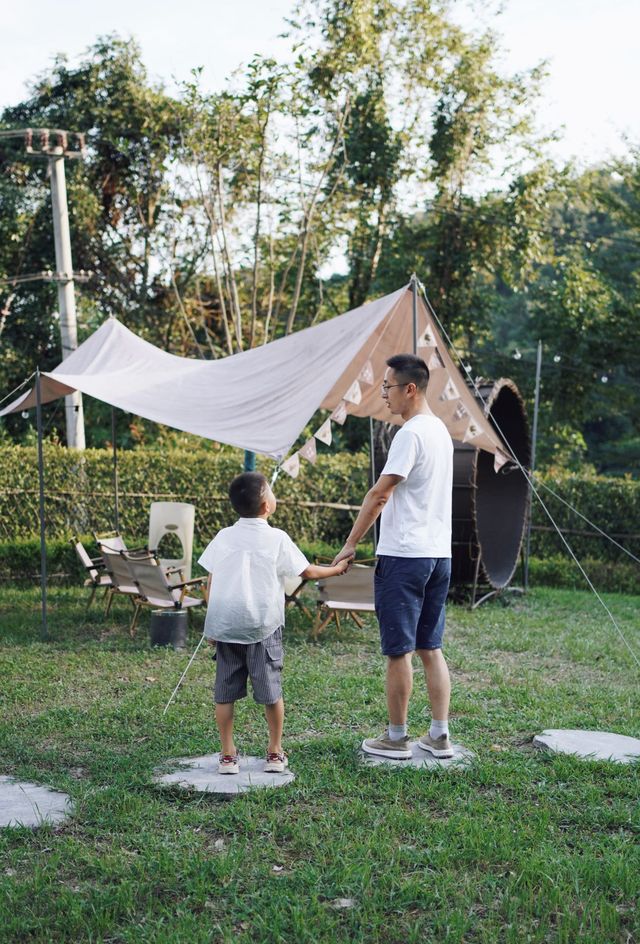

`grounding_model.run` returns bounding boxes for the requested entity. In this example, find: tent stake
[111,407,120,531]
[35,369,49,640]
